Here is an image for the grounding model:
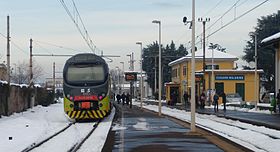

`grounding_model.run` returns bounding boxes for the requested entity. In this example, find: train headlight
[98,92,106,101]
